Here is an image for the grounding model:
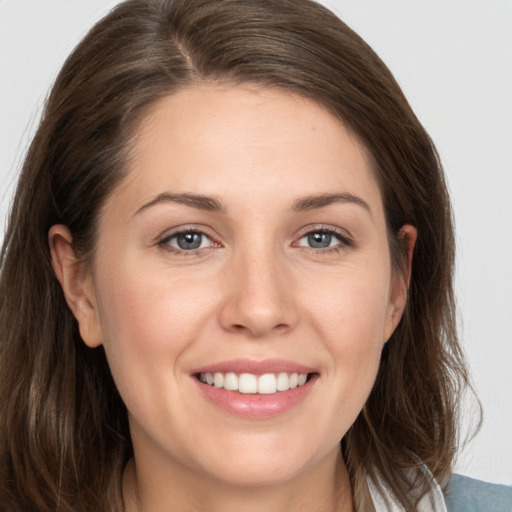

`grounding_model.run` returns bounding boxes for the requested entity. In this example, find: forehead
[112,84,383,219]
